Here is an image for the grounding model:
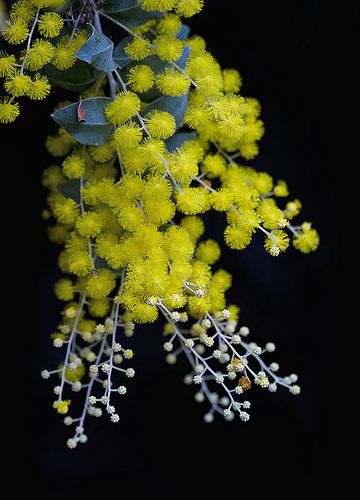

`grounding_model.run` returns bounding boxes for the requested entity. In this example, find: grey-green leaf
[138,45,190,76]
[102,0,139,11]
[94,256,123,276]
[45,60,101,92]
[178,24,190,40]
[51,97,114,146]
[76,25,116,72]
[165,132,196,152]
[101,0,163,27]
[94,256,110,269]
[58,179,87,203]
[113,36,133,68]
[141,93,189,131]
